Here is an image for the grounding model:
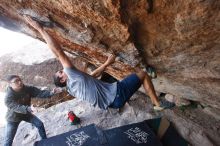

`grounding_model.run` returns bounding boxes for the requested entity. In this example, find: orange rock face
[0,0,219,108]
